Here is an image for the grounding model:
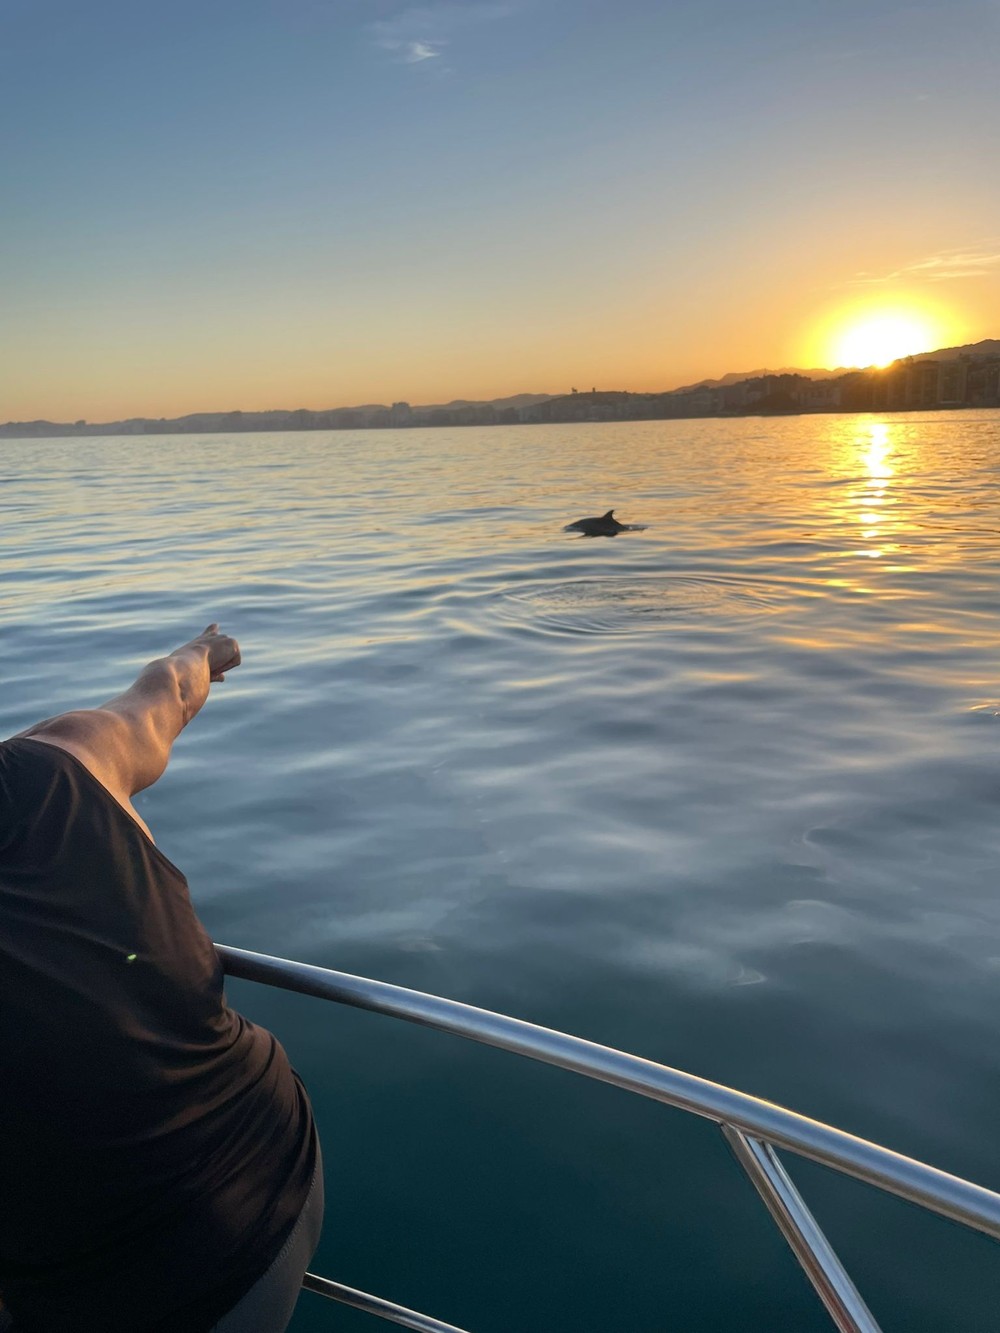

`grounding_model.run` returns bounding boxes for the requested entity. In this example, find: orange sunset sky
[2,0,998,422]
